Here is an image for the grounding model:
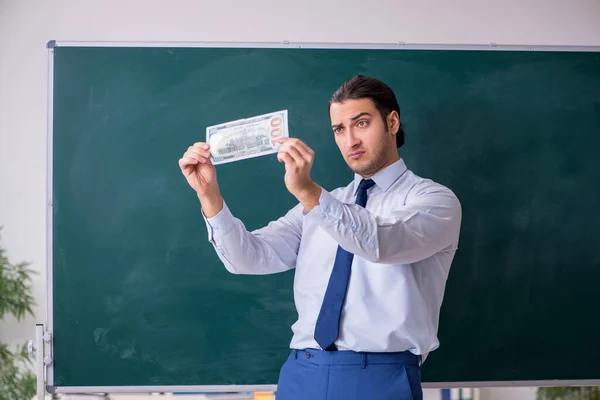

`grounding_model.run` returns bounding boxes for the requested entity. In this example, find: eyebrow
[331,112,373,129]
[351,112,372,121]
